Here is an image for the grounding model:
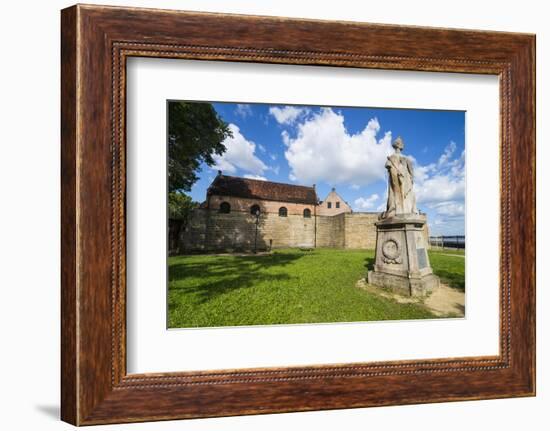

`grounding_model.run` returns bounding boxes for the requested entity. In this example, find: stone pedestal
[367,214,439,297]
